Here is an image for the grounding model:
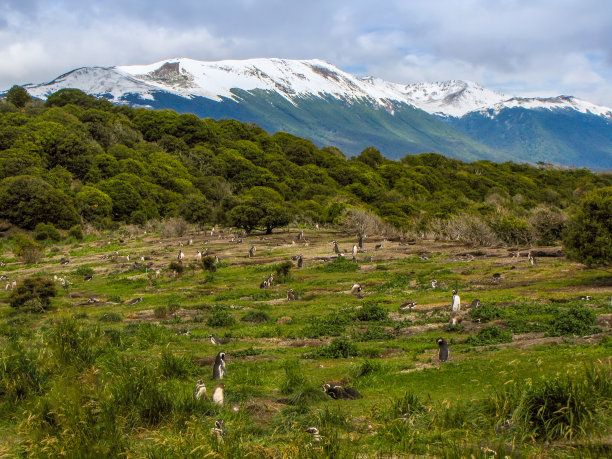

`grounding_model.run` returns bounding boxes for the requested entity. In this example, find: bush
[74,265,94,277]
[303,312,352,338]
[274,261,293,282]
[466,325,513,346]
[207,305,236,327]
[241,311,271,323]
[162,218,189,237]
[319,256,359,273]
[547,306,597,336]
[306,338,359,359]
[33,222,61,242]
[10,276,56,312]
[168,261,184,276]
[201,256,217,272]
[356,304,388,322]
[68,224,84,240]
[563,187,612,267]
[352,327,394,341]
[0,175,80,229]
[469,304,505,323]
[12,233,42,264]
